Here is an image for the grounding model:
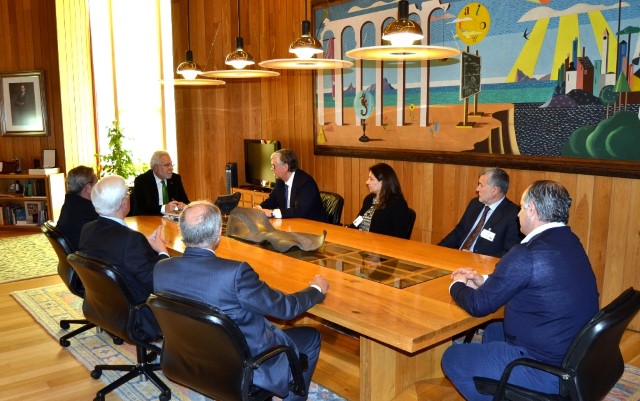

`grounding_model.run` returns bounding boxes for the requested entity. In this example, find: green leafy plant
[96,120,138,180]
